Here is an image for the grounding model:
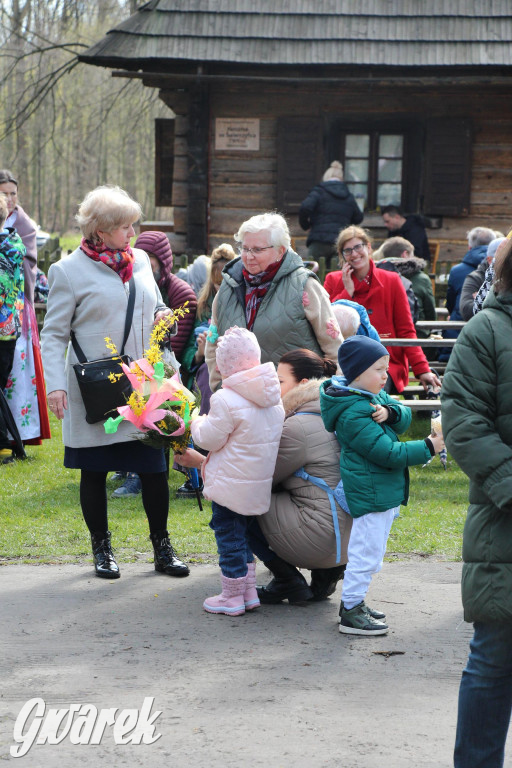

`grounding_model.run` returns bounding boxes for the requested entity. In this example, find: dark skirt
[64,440,166,473]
